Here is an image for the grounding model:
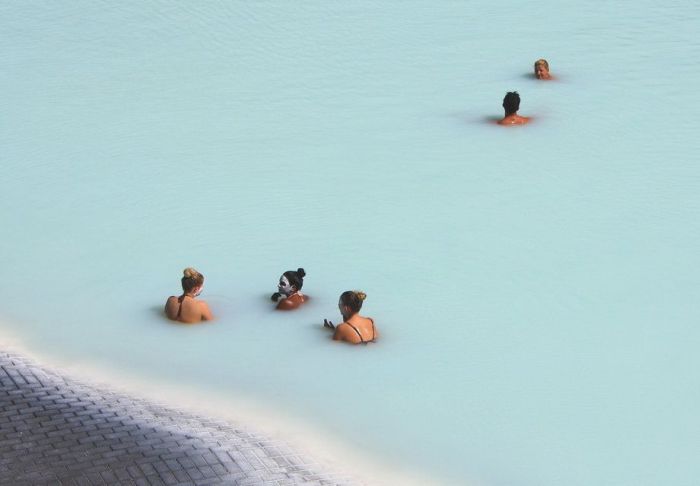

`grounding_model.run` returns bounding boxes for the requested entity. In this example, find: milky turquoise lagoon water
[2,2,700,485]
